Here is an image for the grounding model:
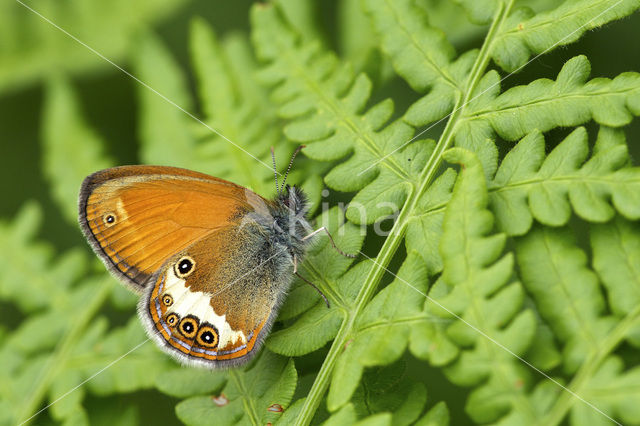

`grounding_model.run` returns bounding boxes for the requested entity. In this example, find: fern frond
[425,148,537,423]
[251,3,419,216]
[591,216,640,318]
[0,202,86,311]
[490,127,640,235]
[0,0,188,94]
[516,225,610,372]
[362,0,457,94]
[175,351,297,426]
[516,223,640,424]
[456,56,640,145]
[491,0,640,72]
[42,77,113,224]
[327,253,429,411]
